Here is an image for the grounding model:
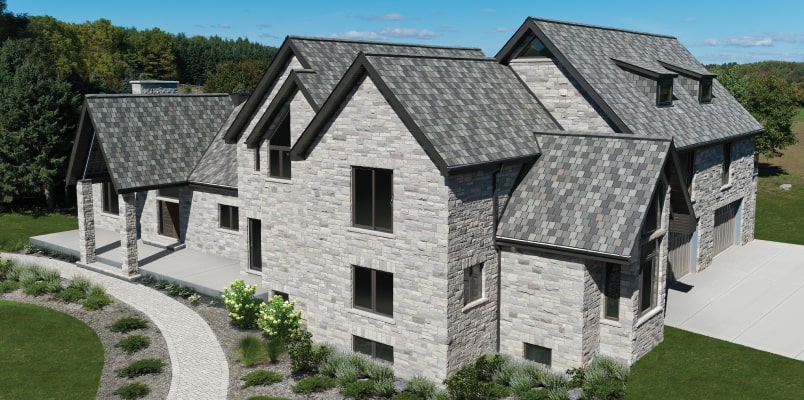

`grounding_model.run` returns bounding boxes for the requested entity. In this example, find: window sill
[347,227,395,239]
[156,196,179,203]
[462,297,488,313]
[245,269,262,276]
[720,183,733,192]
[217,227,239,235]
[636,307,663,328]
[600,318,621,328]
[266,177,292,185]
[349,307,395,325]
[100,211,120,217]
